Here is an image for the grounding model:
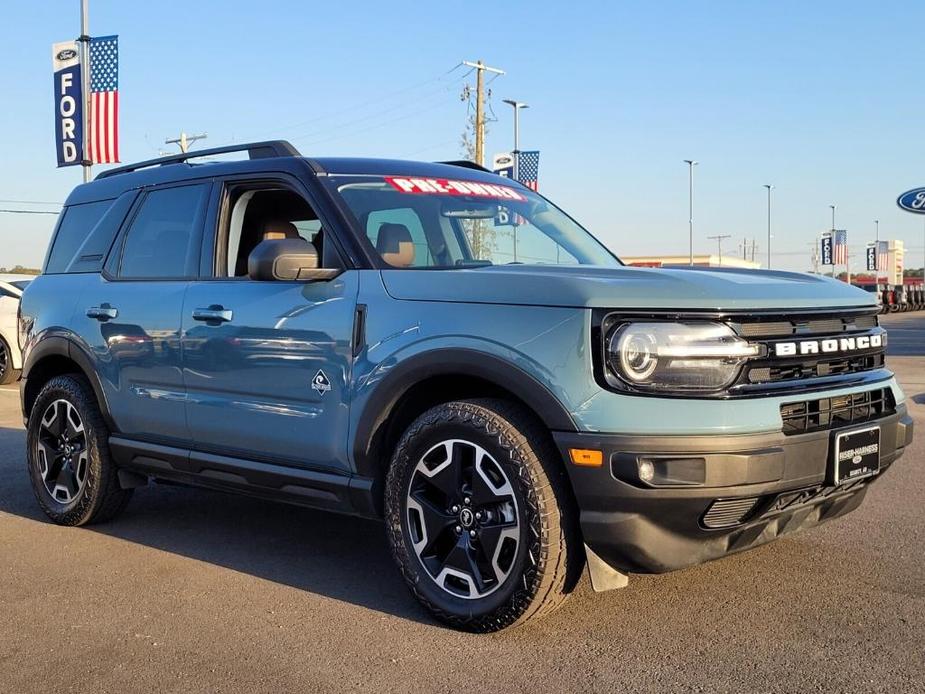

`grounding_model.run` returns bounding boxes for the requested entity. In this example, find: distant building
[622,254,762,270]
